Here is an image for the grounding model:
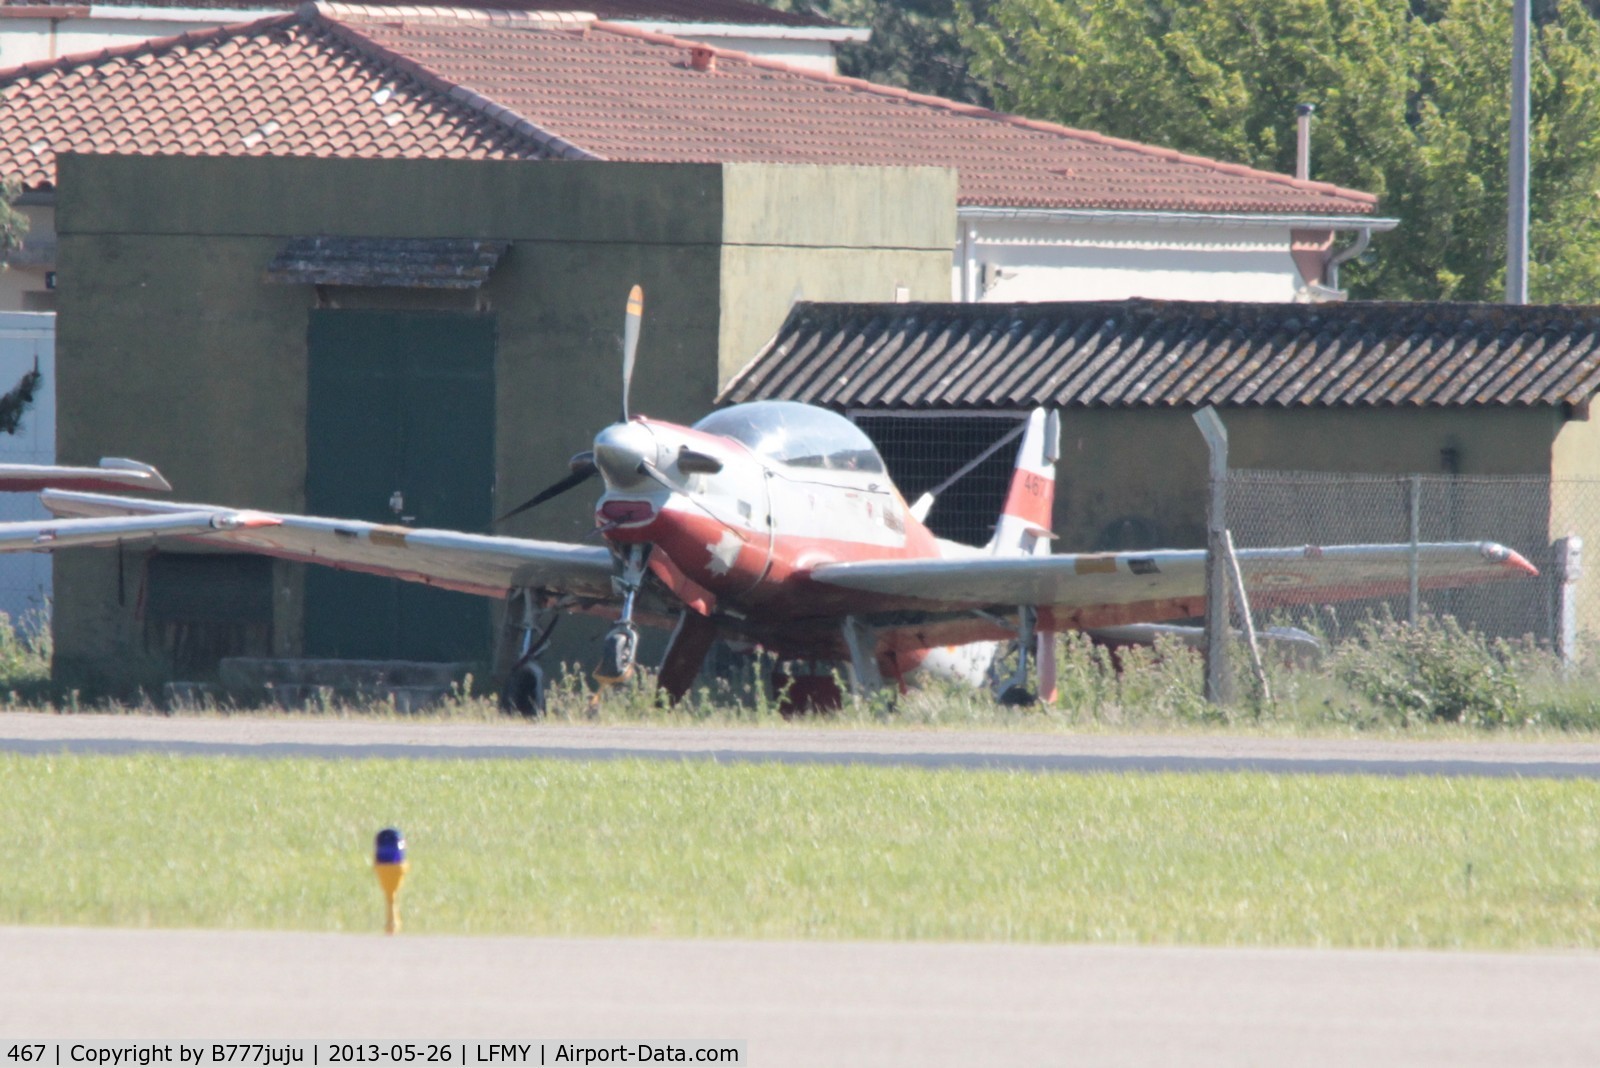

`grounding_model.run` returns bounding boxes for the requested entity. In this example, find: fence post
[1408,474,1421,624]
[1554,535,1583,668]
[1193,406,1232,706]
